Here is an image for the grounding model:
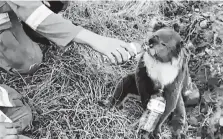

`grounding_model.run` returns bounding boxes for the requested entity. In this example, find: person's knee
[16,42,43,74]
[0,30,43,75]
